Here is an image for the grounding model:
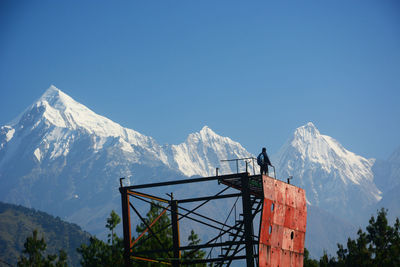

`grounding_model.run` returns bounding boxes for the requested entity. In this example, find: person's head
[262,147,266,153]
